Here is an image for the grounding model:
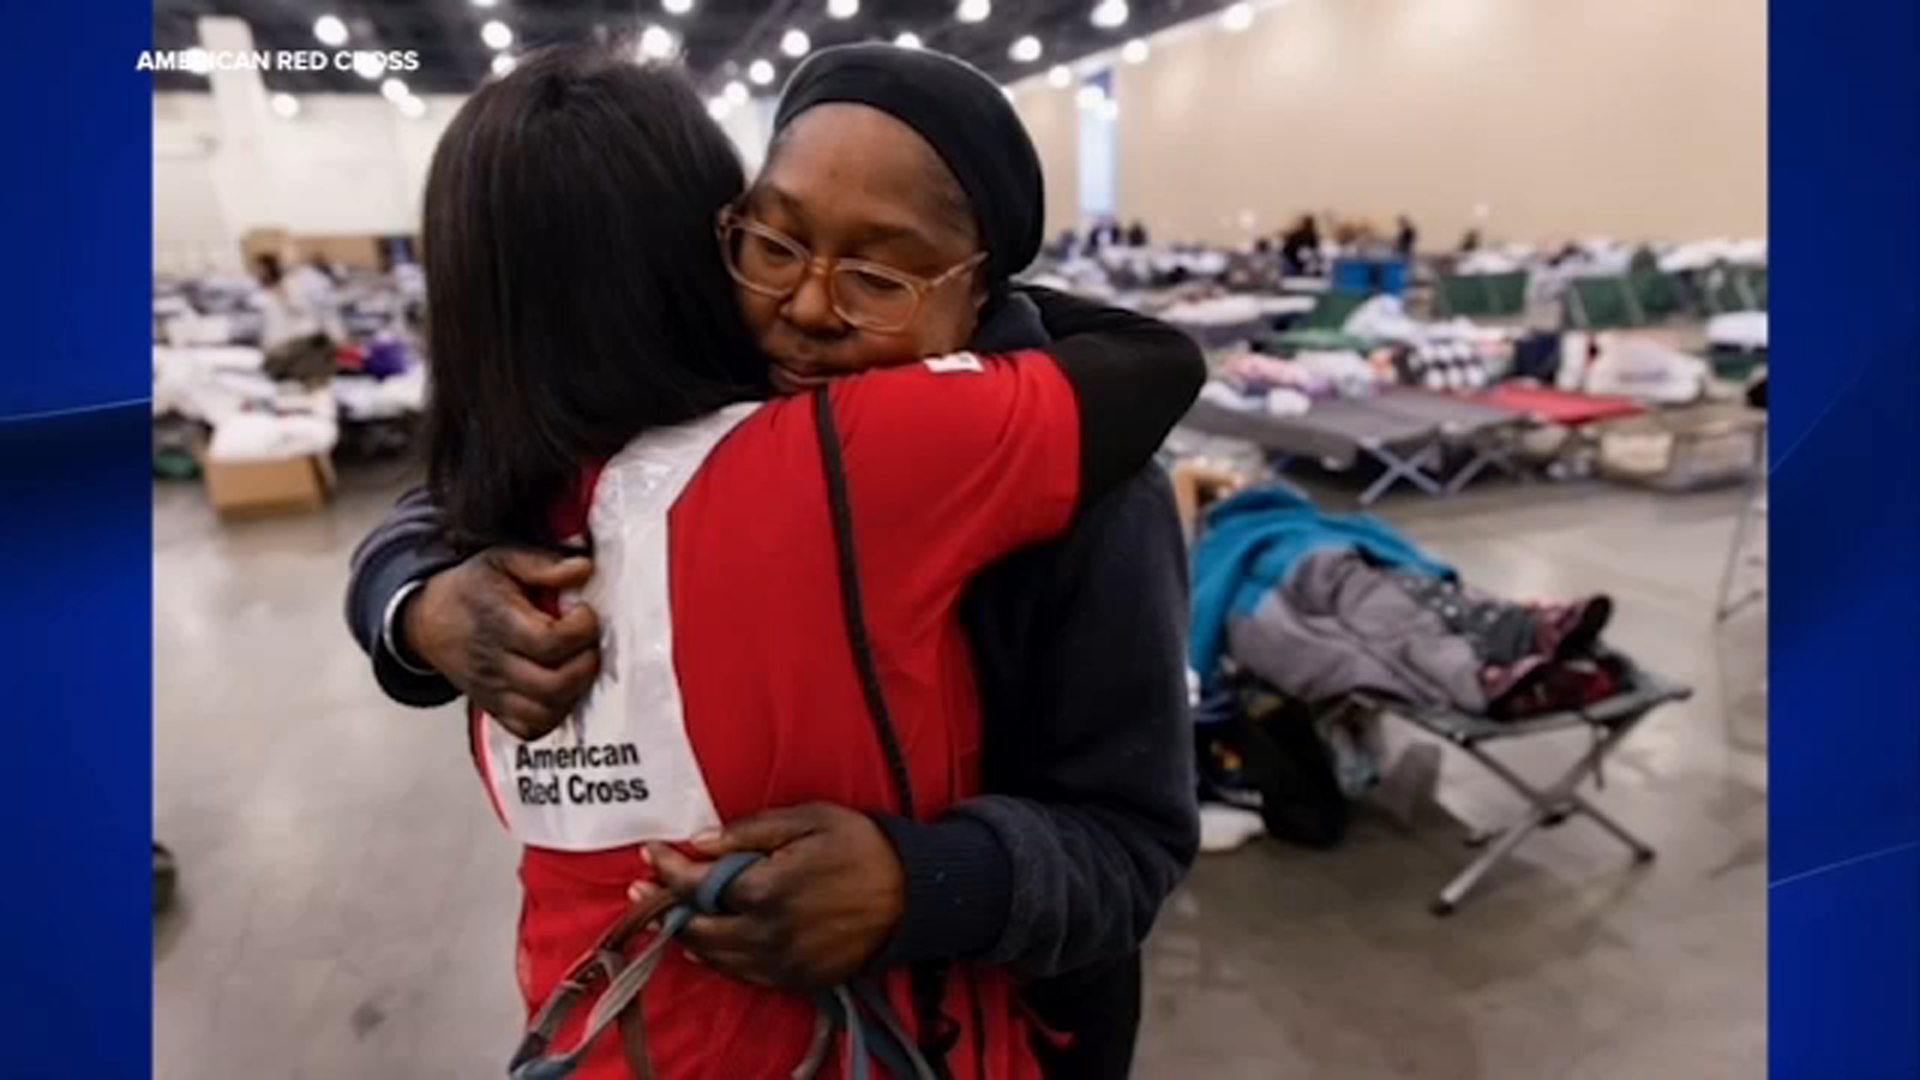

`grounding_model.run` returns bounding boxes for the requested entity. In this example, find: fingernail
[639,846,654,867]
[627,883,648,903]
